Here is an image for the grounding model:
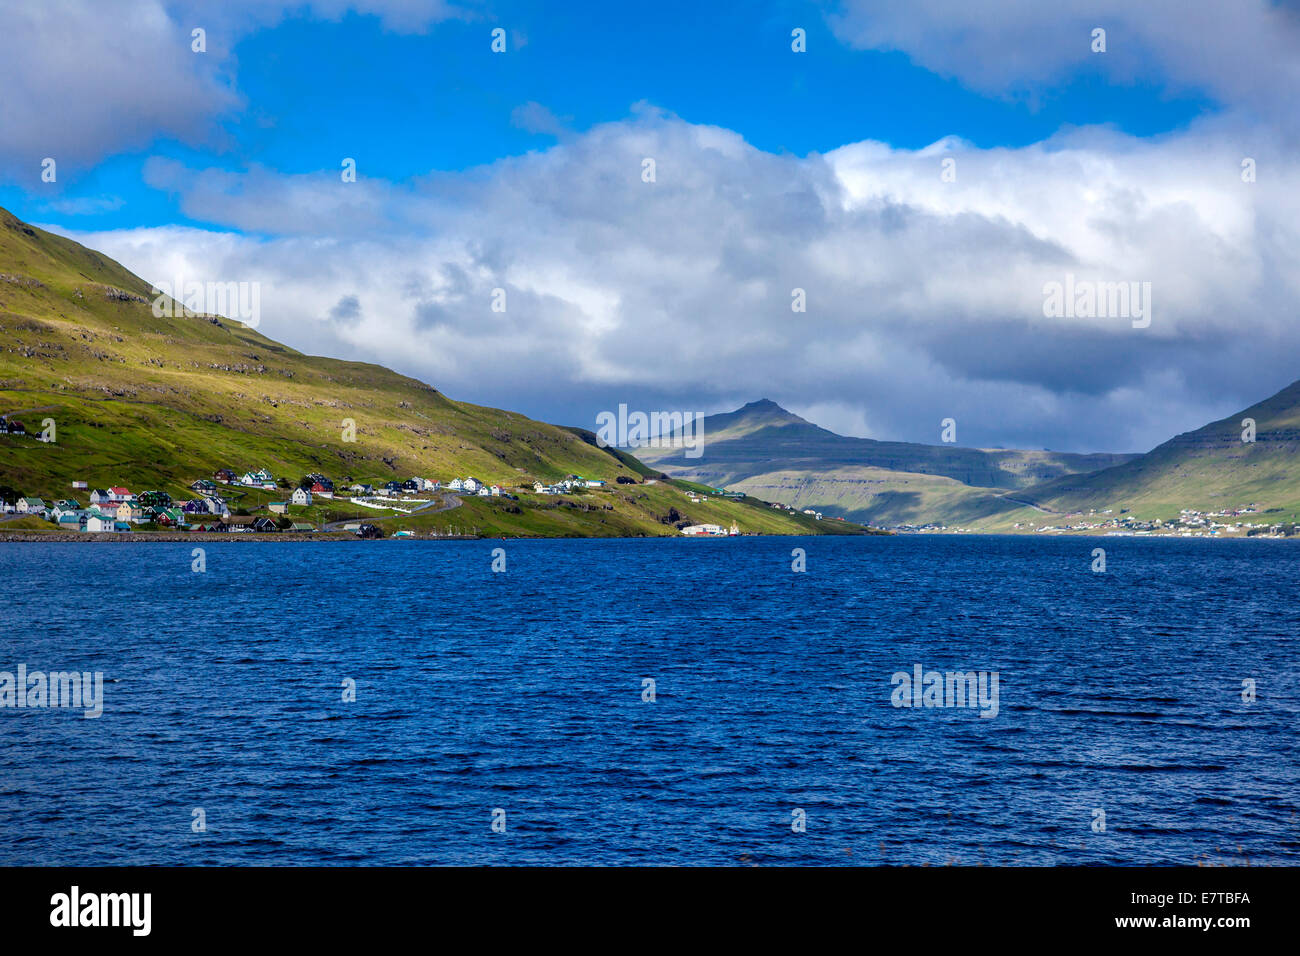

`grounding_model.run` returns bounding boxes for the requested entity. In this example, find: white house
[241,468,275,486]
[462,477,480,494]
[448,478,464,492]
[489,485,502,496]
[585,479,606,488]
[16,497,43,514]
[89,489,113,505]
[477,486,490,497]
[533,481,545,493]
[84,514,117,533]
[291,488,312,506]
